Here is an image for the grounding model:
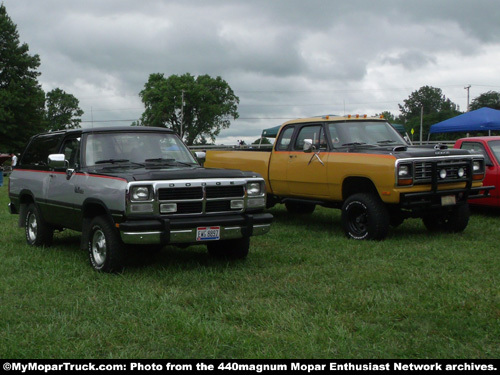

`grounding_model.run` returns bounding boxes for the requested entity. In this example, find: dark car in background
[454,136,500,207]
